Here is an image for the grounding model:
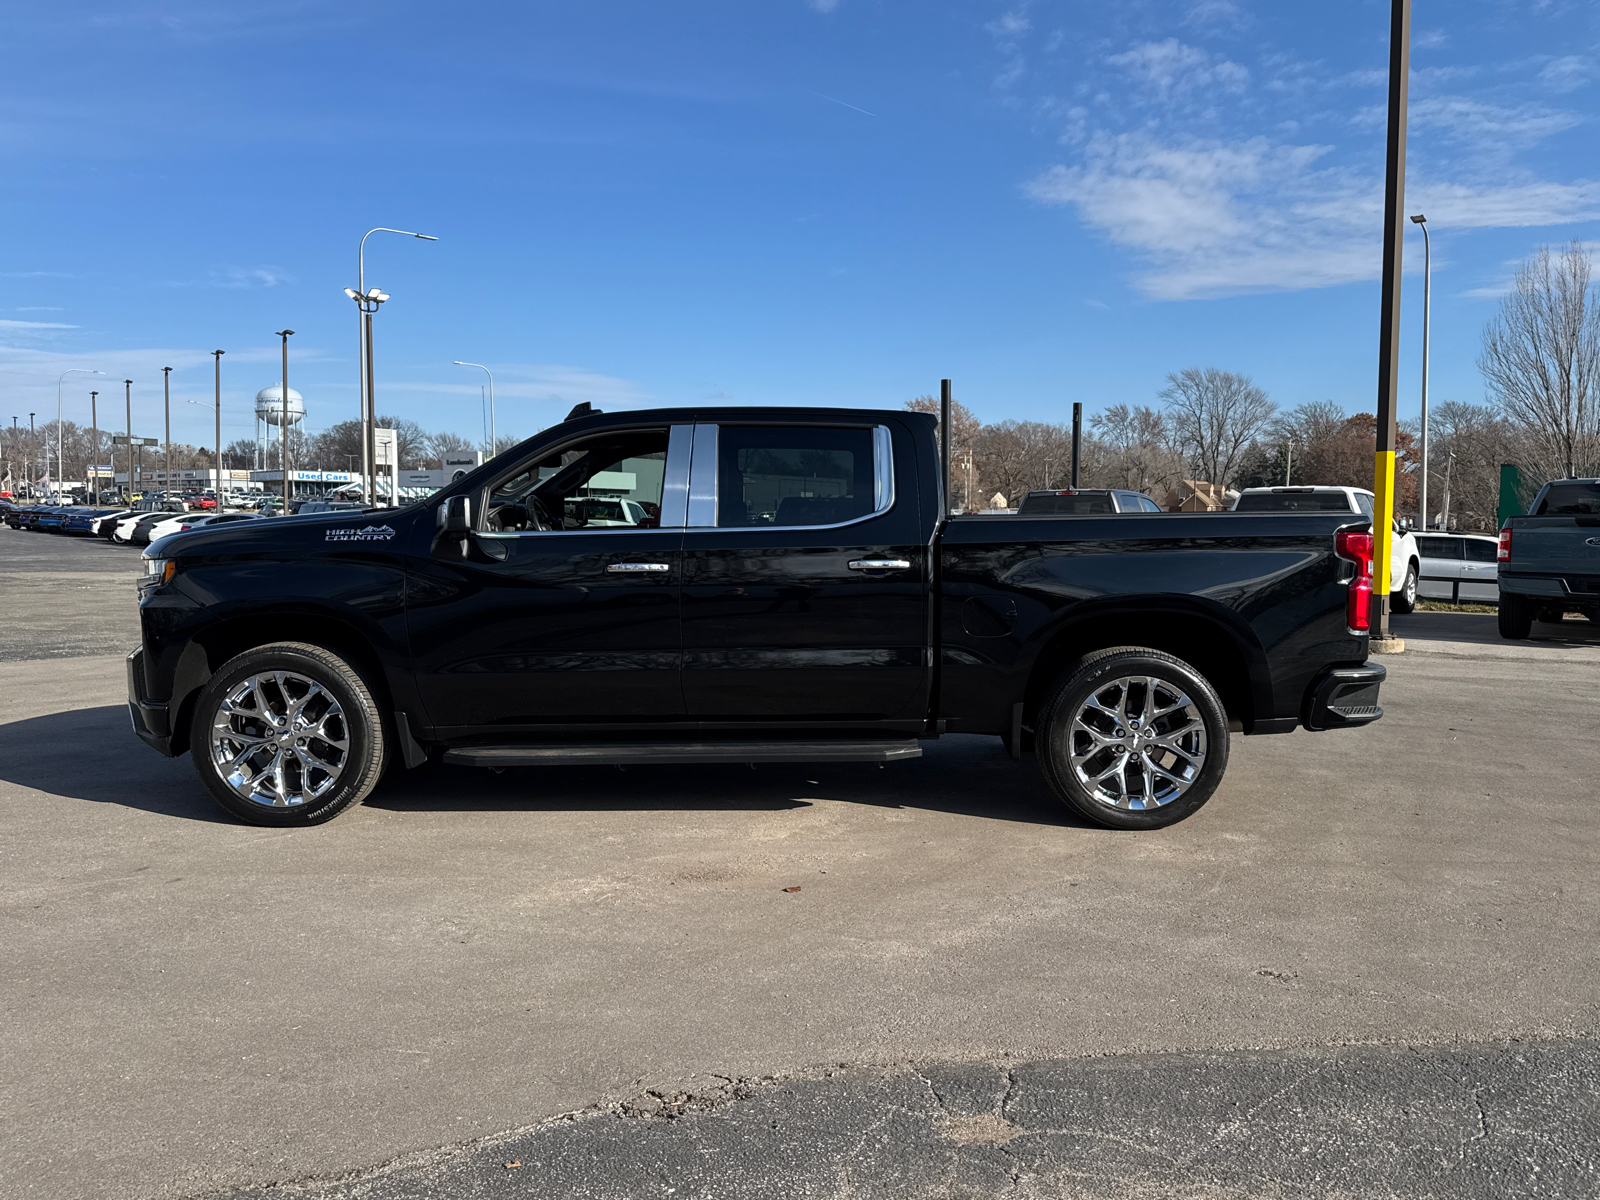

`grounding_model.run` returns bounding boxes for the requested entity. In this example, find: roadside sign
[112,436,159,446]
